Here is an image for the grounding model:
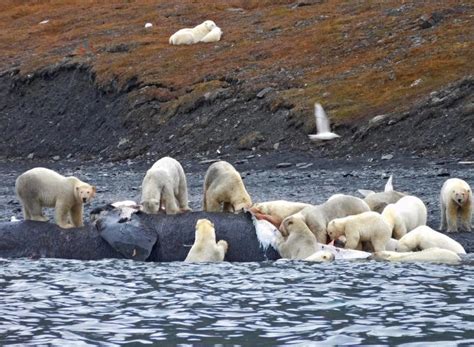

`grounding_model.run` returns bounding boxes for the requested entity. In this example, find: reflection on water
[1,258,473,345]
